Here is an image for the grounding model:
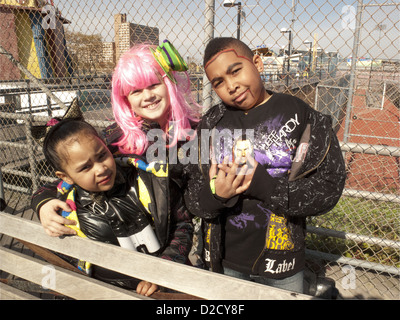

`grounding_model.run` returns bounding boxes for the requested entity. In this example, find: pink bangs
[115,46,163,97]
